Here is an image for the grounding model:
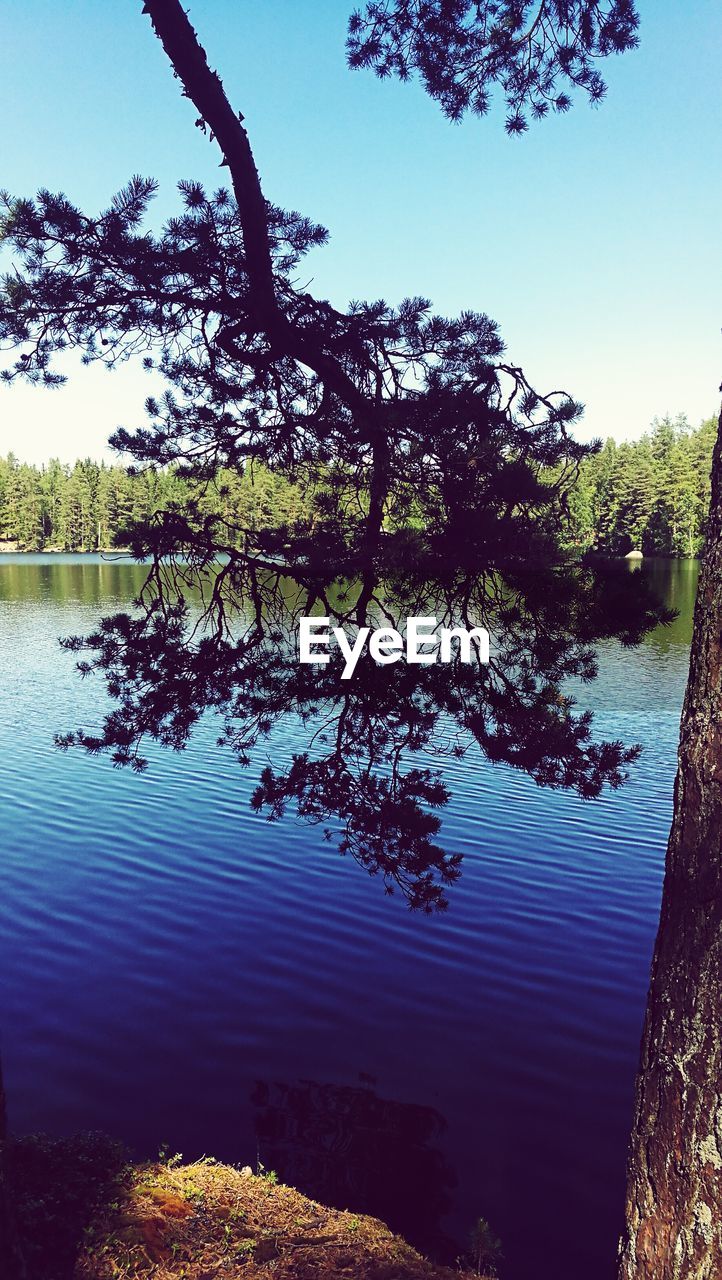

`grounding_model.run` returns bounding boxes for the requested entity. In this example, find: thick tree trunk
[619,407,722,1279]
